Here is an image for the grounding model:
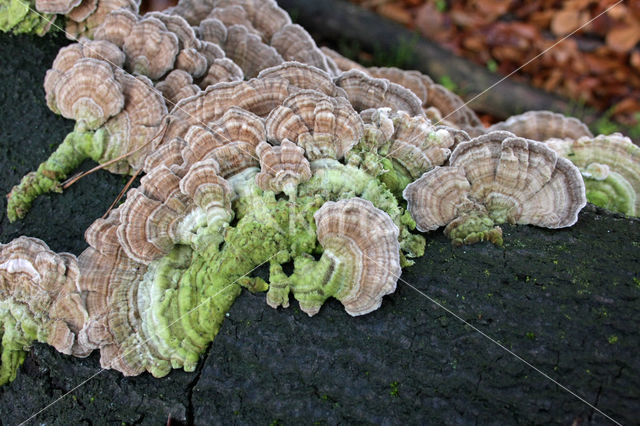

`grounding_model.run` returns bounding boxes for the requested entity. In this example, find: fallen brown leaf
[606,23,640,53]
